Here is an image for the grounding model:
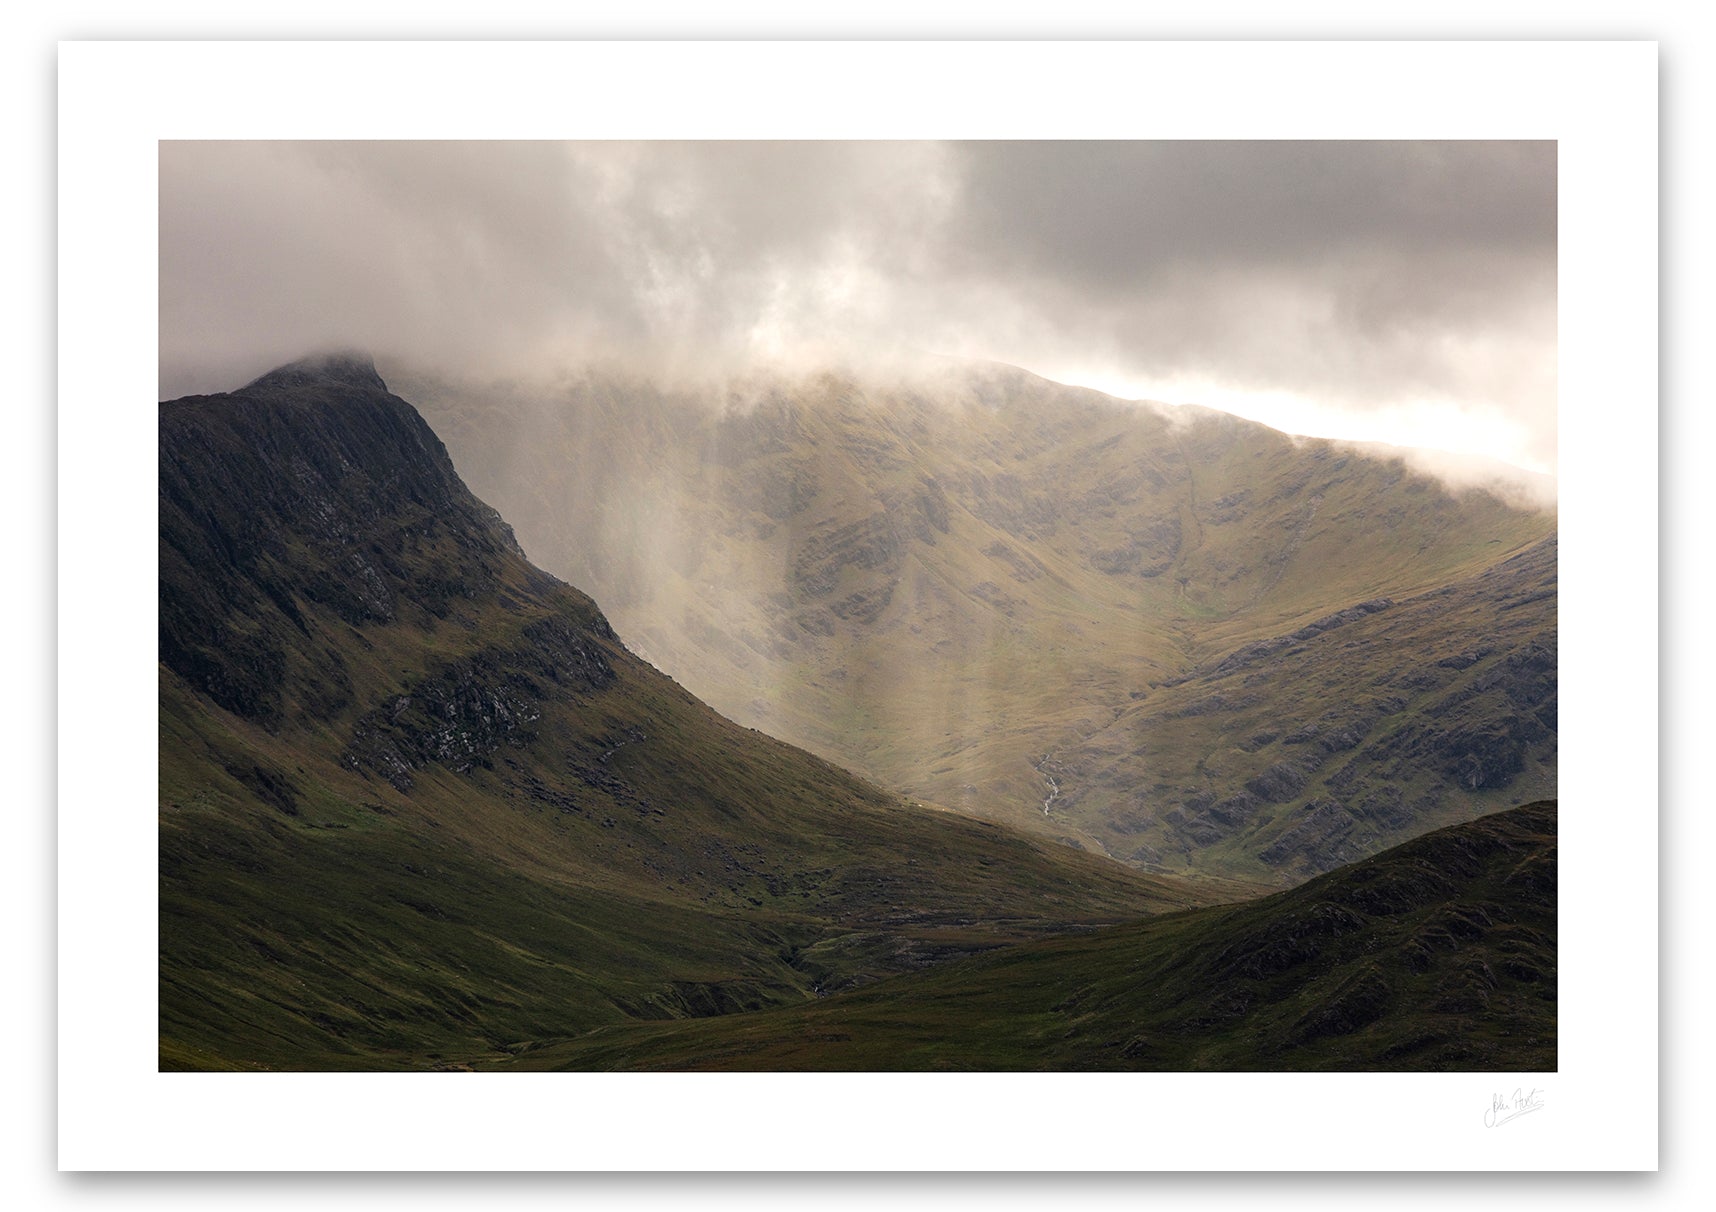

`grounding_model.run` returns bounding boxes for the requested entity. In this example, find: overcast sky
[159,140,1556,473]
